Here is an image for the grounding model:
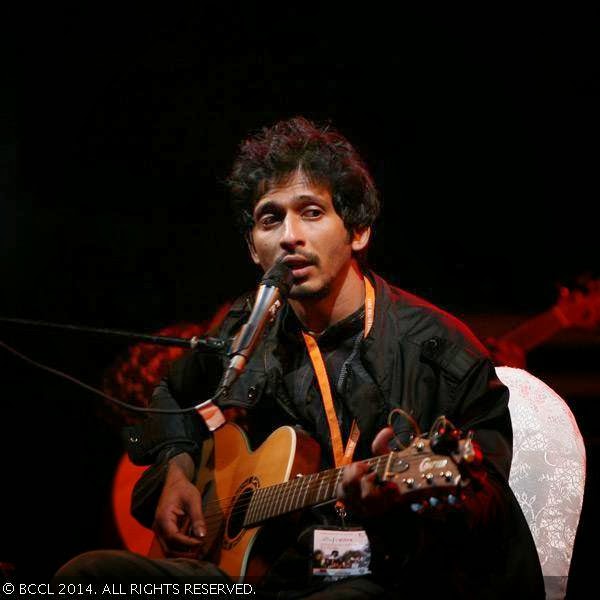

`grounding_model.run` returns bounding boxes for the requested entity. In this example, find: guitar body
[149,423,321,582]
